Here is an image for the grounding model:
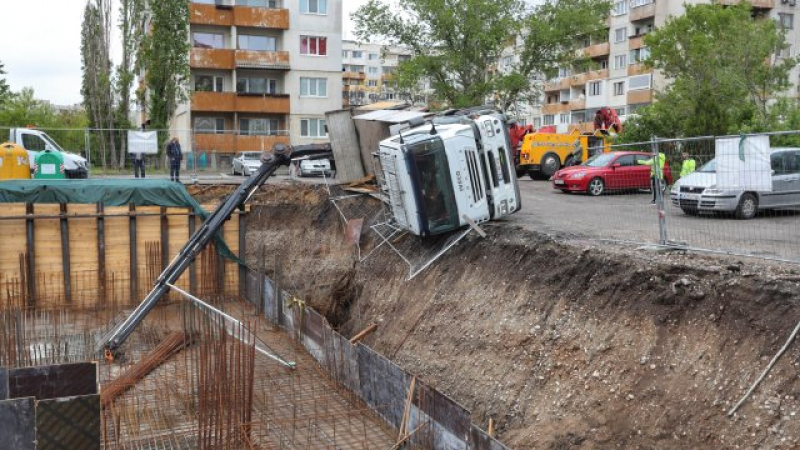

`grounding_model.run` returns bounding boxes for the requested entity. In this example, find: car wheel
[560,189,571,194]
[735,193,758,220]
[681,207,699,216]
[541,154,560,178]
[587,177,605,196]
